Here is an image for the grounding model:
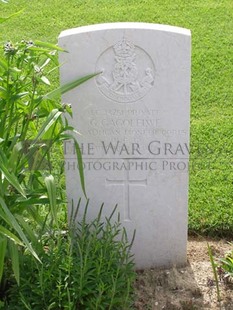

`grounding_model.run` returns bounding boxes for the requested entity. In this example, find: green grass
[1,0,233,237]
